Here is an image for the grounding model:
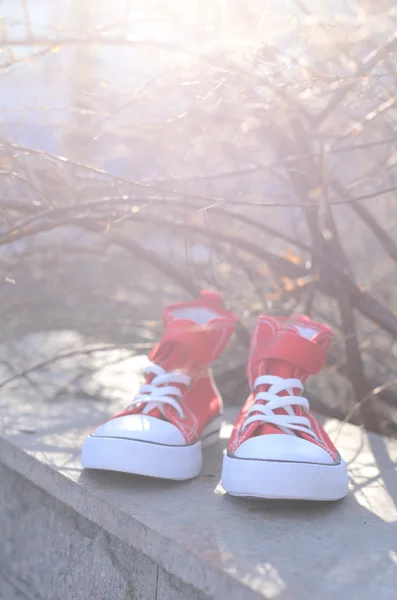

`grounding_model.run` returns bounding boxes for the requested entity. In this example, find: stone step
[1,347,397,599]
